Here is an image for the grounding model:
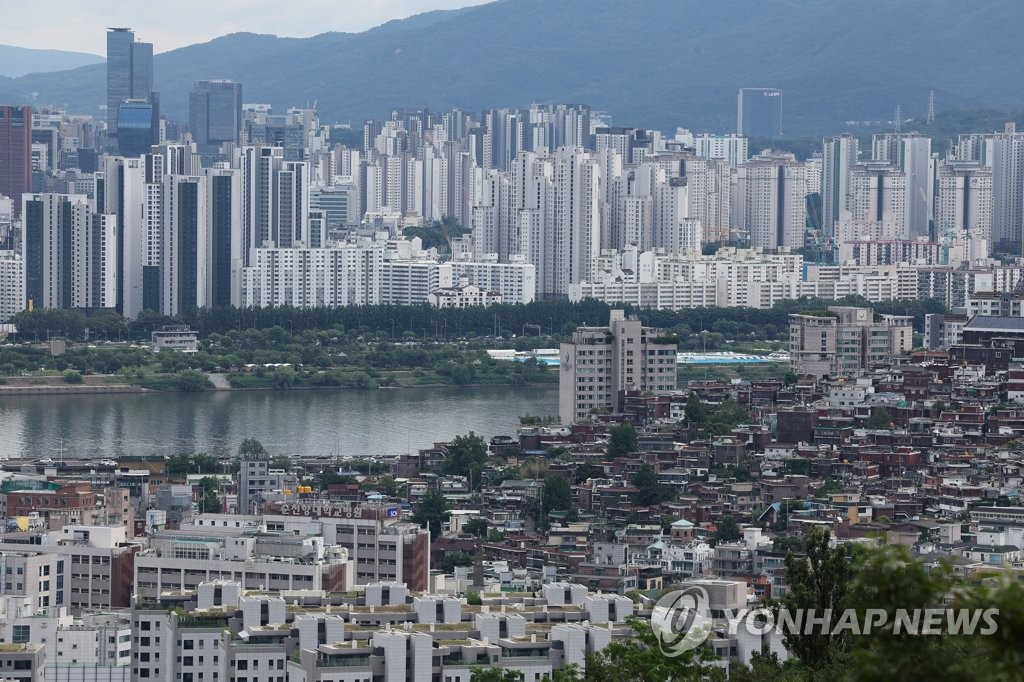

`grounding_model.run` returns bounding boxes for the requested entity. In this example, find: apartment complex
[559,310,677,423]
[789,306,913,378]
